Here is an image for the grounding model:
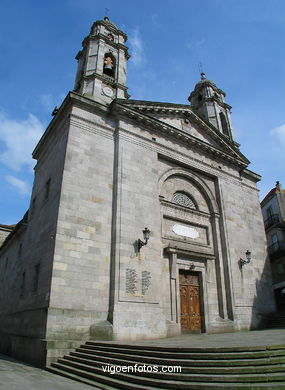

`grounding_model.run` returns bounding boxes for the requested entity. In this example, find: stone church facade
[0,17,274,367]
